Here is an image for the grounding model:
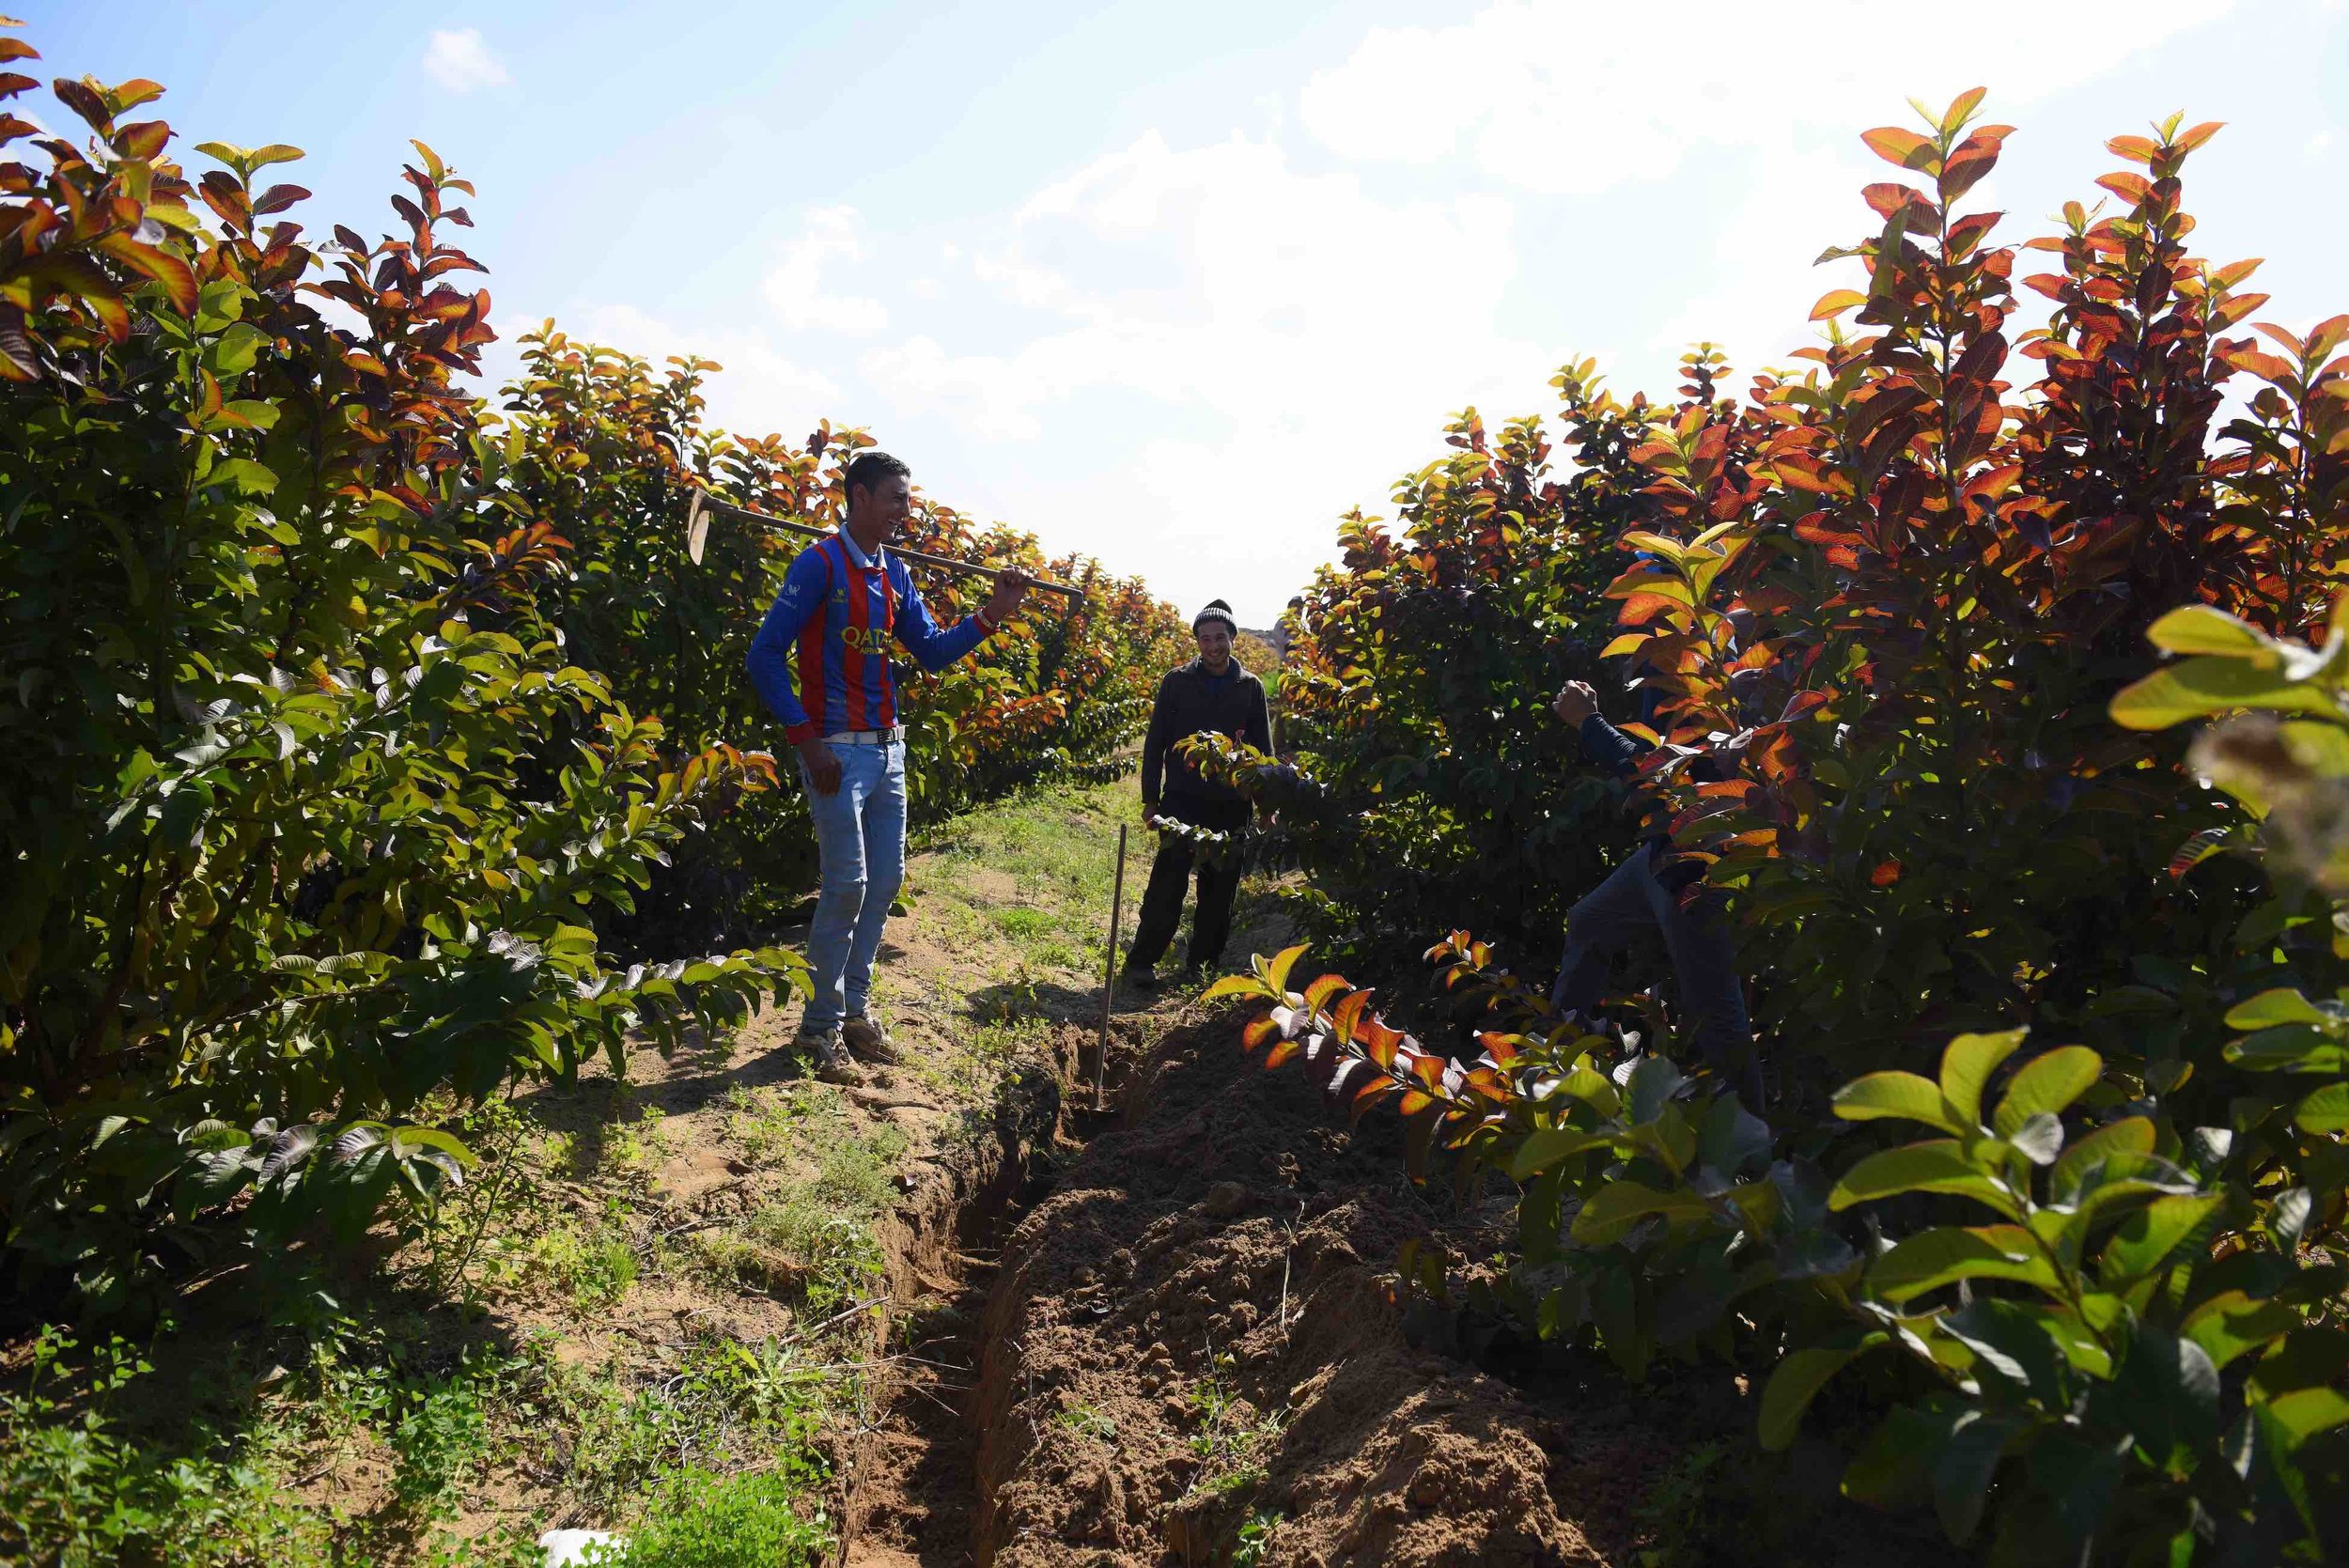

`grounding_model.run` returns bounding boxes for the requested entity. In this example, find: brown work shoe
[797,1027,863,1086]
[842,1012,903,1065]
